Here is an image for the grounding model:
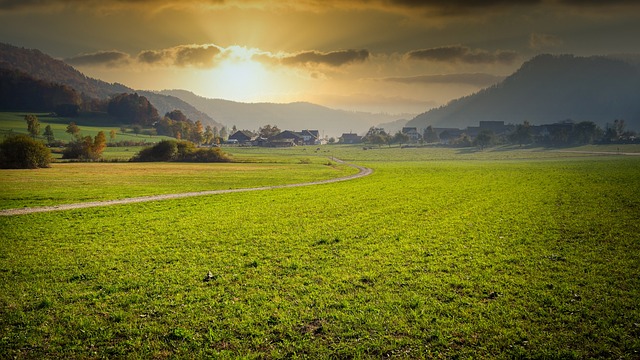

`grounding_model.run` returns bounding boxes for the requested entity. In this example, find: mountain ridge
[407,54,640,130]
[0,42,221,128]
[159,89,411,137]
